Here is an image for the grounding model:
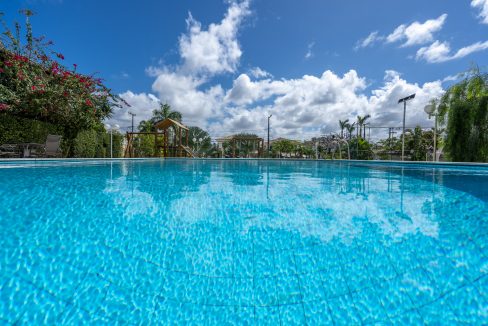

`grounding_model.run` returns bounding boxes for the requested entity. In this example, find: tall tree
[345,122,356,140]
[188,126,211,154]
[357,114,371,139]
[339,119,349,138]
[137,120,154,132]
[151,103,182,123]
[438,69,488,162]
